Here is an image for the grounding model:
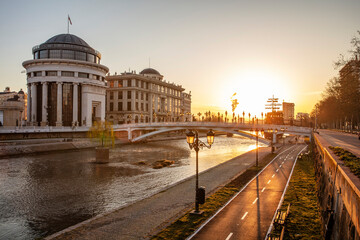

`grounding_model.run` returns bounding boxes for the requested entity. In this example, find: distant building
[105,68,191,124]
[265,111,284,125]
[22,33,109,127]
[0,87,26,126]
[282,102,294,125]
[181,92,192,121]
